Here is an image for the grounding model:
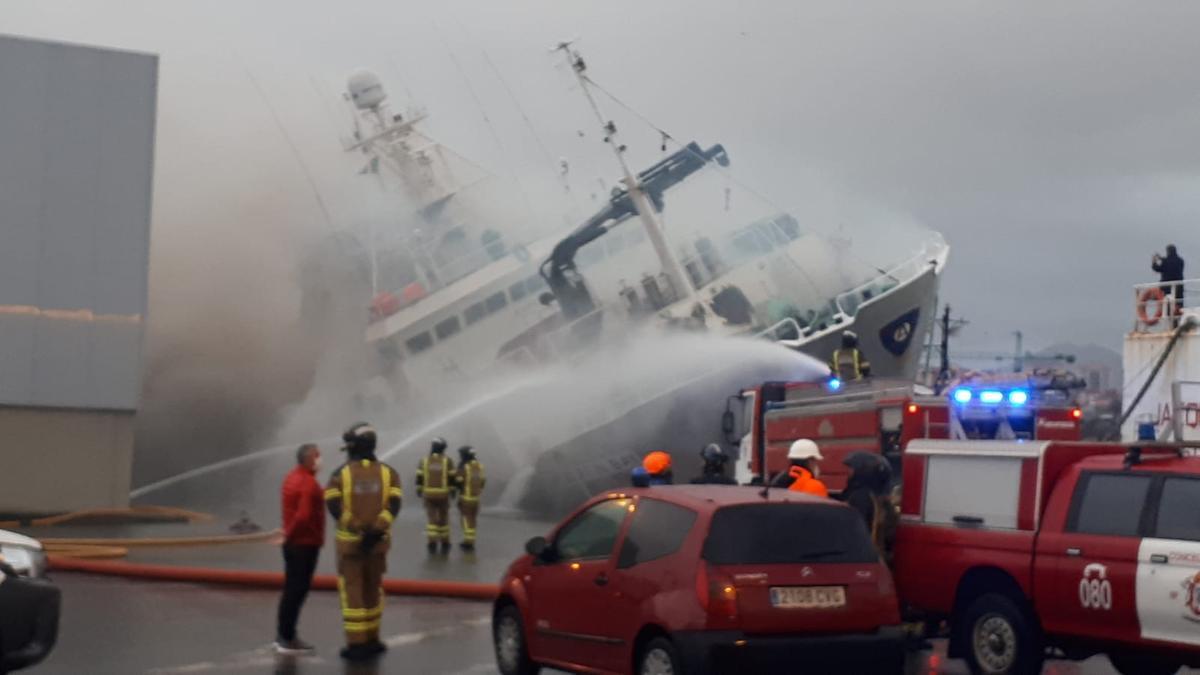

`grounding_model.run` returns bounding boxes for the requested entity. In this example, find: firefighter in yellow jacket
[324,422,401,662]
[454,446,486,551]
[416,437,454,555]
[831,330,871,381]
